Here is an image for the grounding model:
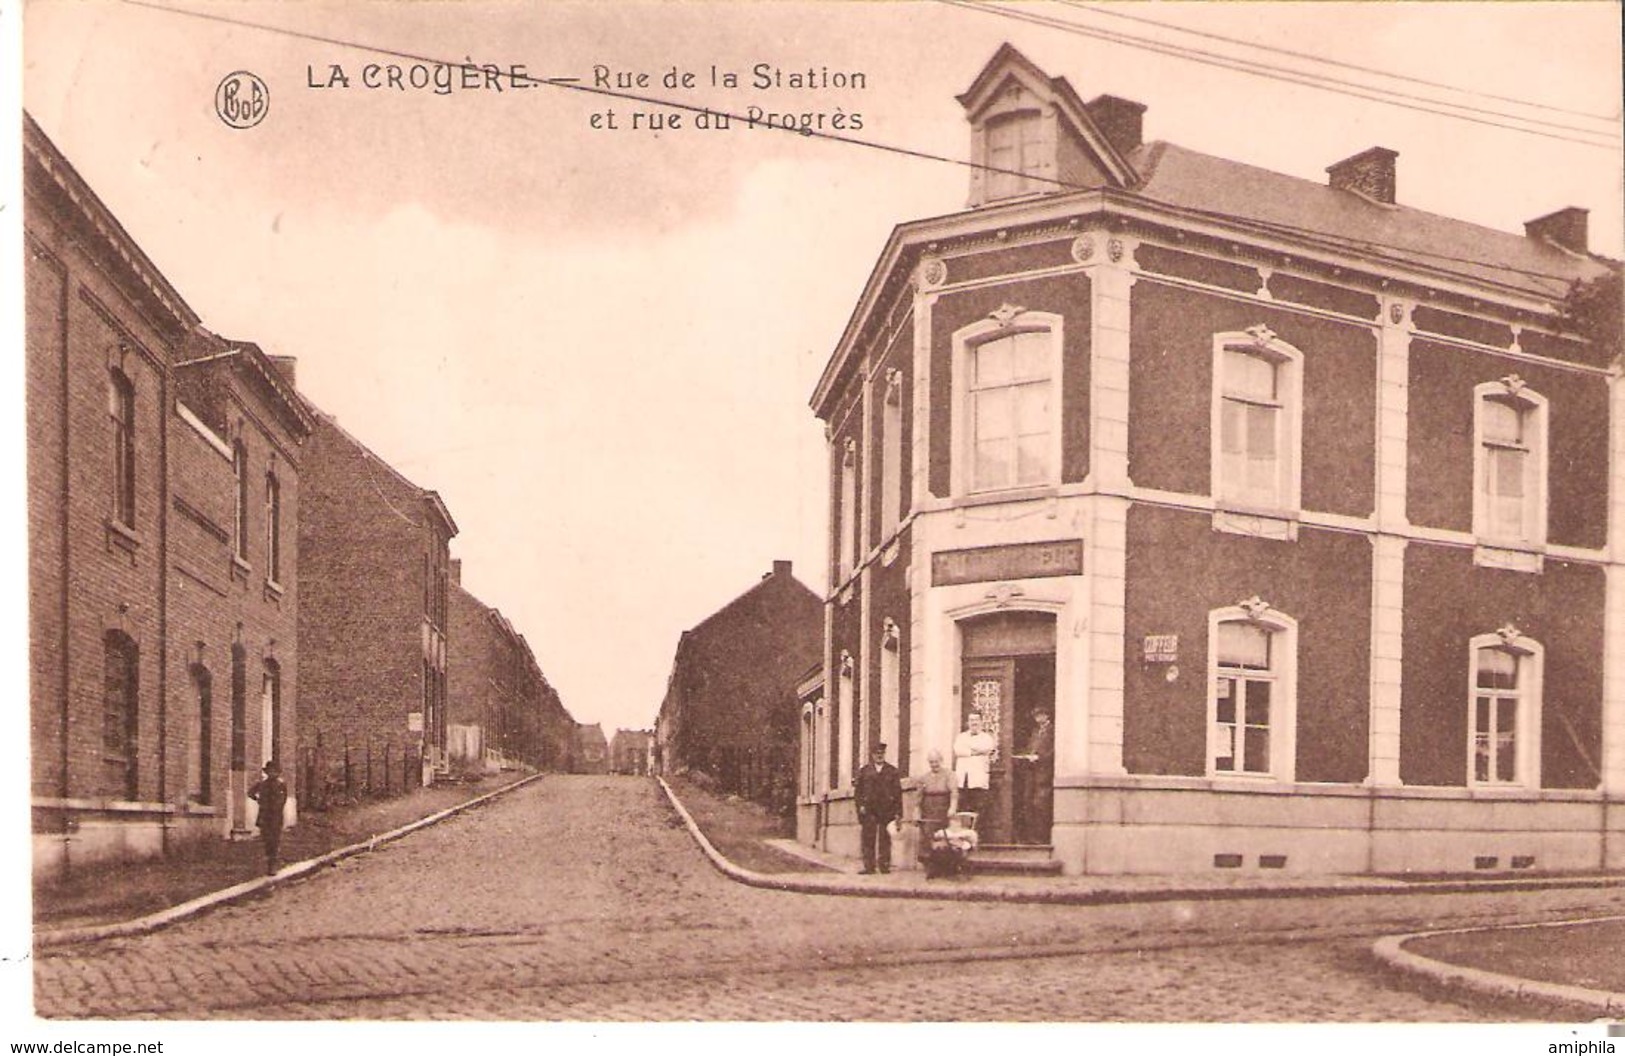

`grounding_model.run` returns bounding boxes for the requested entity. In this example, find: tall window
[1208,603,1297,780]
[232,442,249,562]
[1474,381,1547,548]
[109,369,136,527]
[985,111,1044,200]
[262,659,281,769]
[1469,631,1542,788]
[189,665,213,804]
[967,328,1055,493]
[880,621,901,764]
[264,472,282,584]
[836,654,855,789]
[880,371,903,539]
[1212,329,1302,513]
[103,632,139,799]
[838,440,857,581]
